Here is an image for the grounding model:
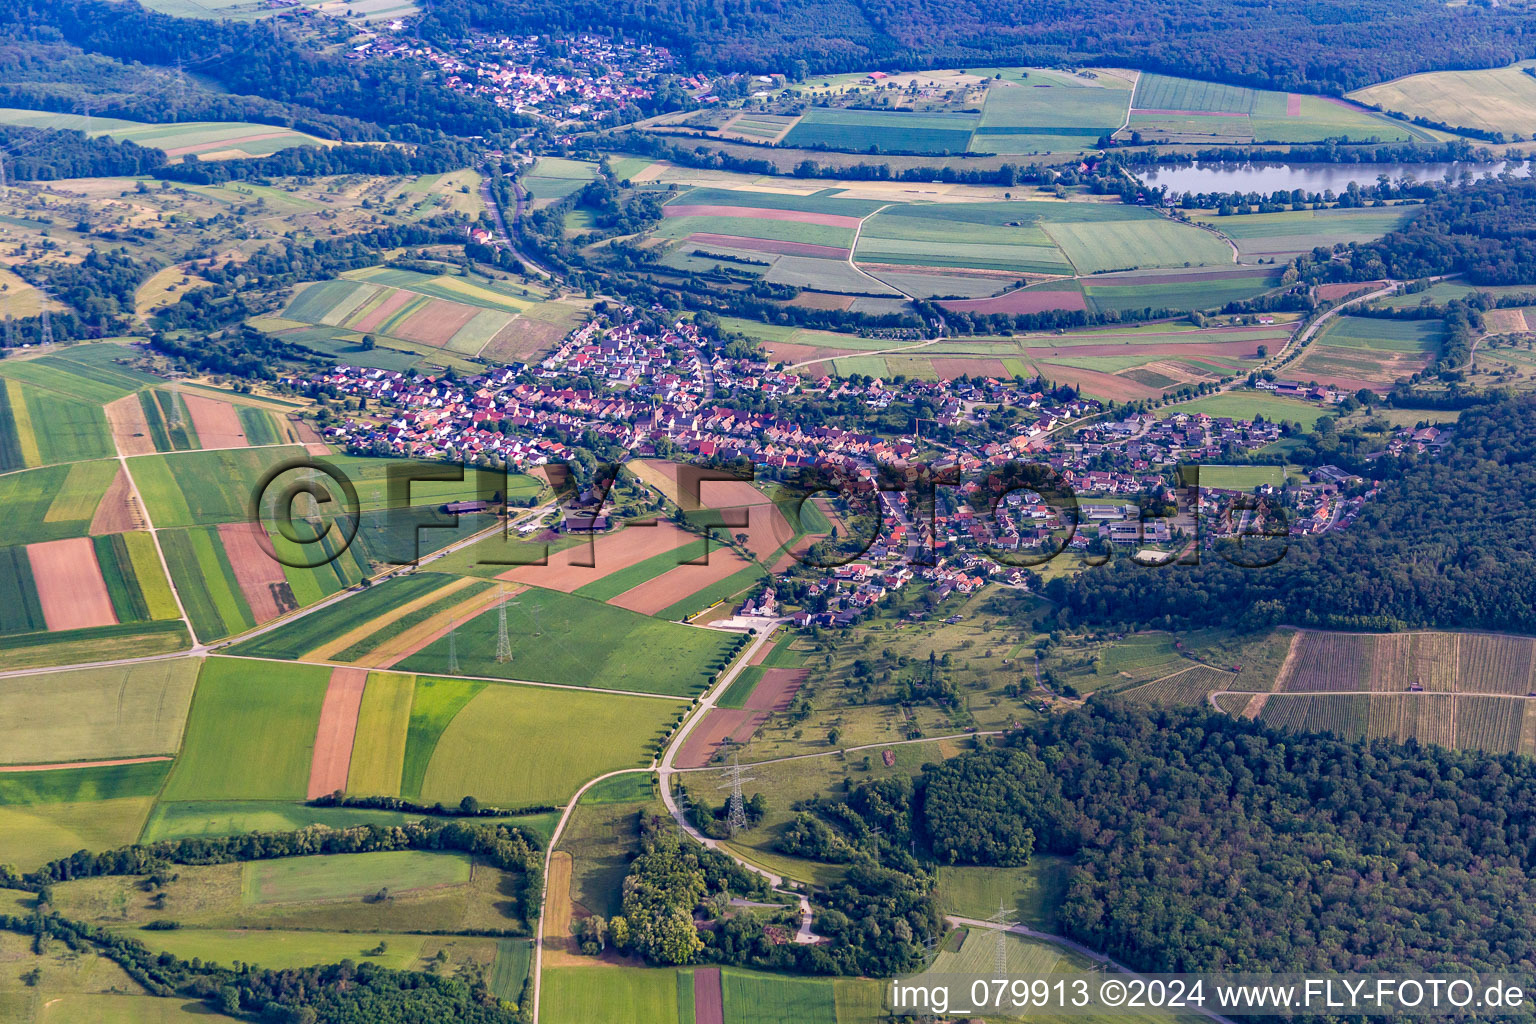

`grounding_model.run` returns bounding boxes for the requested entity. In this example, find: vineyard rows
[1123,665,1240,705]
[1278,630,1536,695]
